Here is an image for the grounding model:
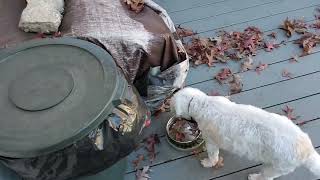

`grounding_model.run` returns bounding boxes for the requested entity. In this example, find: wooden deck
[125,0,320,179]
